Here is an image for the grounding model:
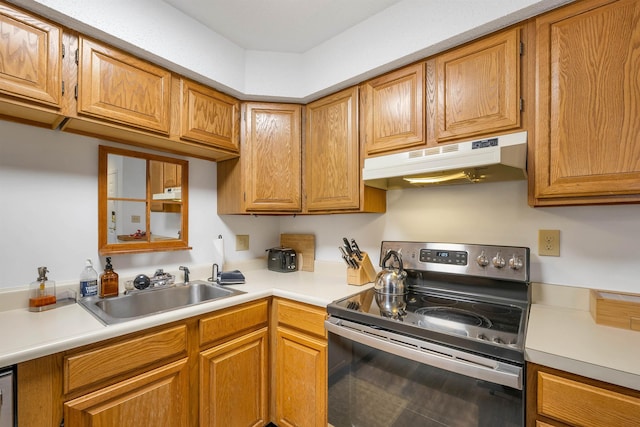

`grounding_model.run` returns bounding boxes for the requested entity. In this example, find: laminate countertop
[1,263,638,392]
